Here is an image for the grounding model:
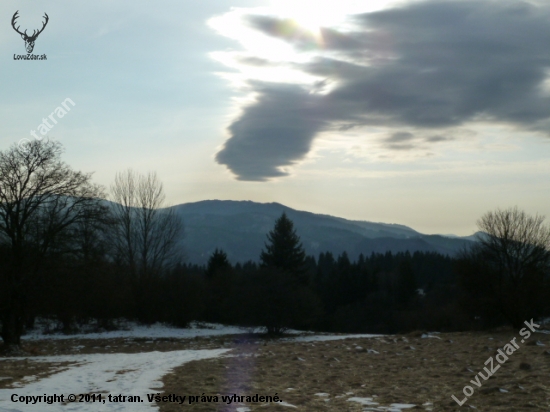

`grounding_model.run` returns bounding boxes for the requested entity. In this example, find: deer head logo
[11,11,49,54]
